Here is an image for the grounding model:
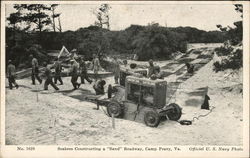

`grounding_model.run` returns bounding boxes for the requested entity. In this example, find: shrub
[213,48,242,72]
[215,46,234,56]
